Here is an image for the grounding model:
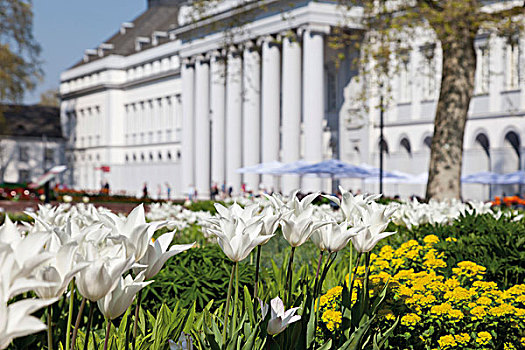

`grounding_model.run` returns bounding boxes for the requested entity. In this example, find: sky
[25,0,146,104]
